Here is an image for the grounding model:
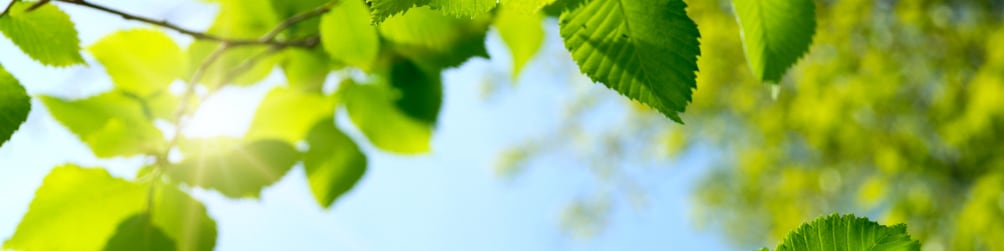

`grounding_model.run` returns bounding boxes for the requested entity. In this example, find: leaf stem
[0,0,17,17]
